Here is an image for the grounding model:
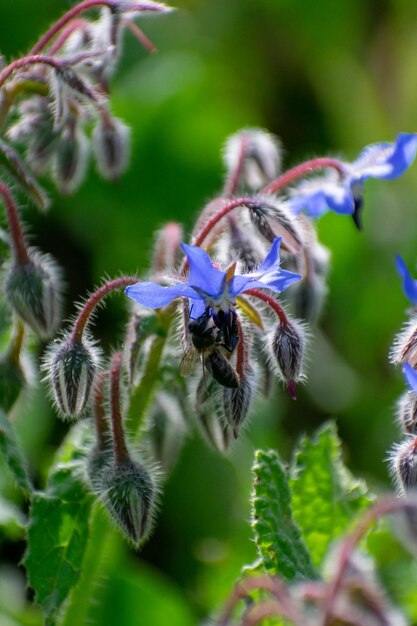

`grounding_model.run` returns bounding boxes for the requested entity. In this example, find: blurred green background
[2,0,417,624]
